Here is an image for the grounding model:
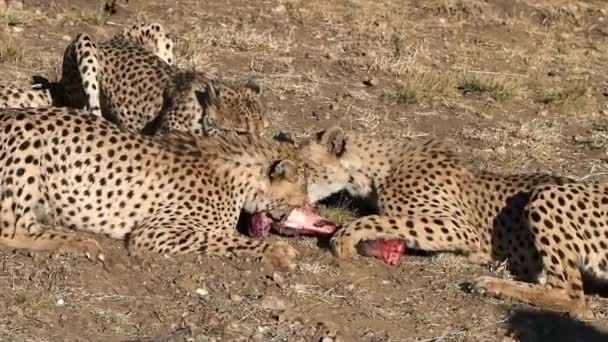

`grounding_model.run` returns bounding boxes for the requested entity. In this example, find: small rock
[547,70,557,77]
[230,294,243,303]
[272,4,286,14]
[320,338,334,342]
[195,288,209,297]
[56,298,65,306]
[363,77,379,87]
[62,35,72,42]
[11,26,23,33]
[260,294,289,311]
[324,52,337,60]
